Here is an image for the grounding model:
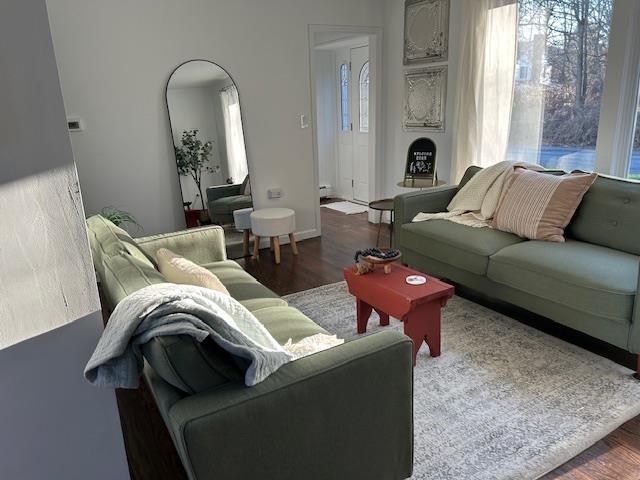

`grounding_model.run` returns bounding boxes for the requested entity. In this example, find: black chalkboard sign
[404,138,437,186]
